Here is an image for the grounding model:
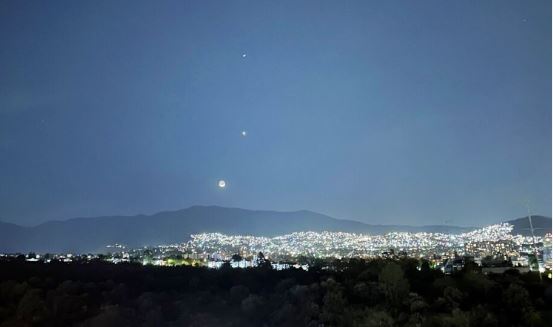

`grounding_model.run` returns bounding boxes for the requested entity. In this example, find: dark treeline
[0,259,550,327]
